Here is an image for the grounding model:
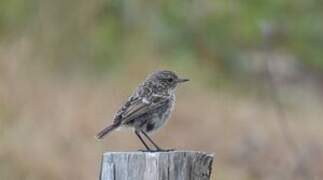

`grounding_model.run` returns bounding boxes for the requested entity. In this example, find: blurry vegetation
[1,0,323,180]
[1,0,323,77]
